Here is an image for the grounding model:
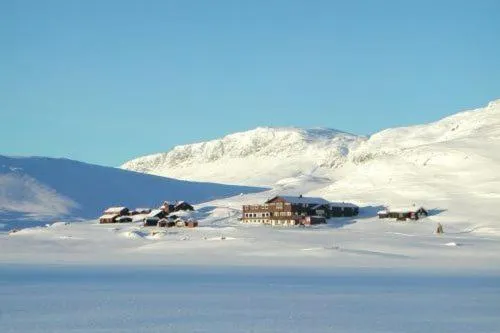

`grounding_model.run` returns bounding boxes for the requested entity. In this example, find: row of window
[244,211,293,218]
